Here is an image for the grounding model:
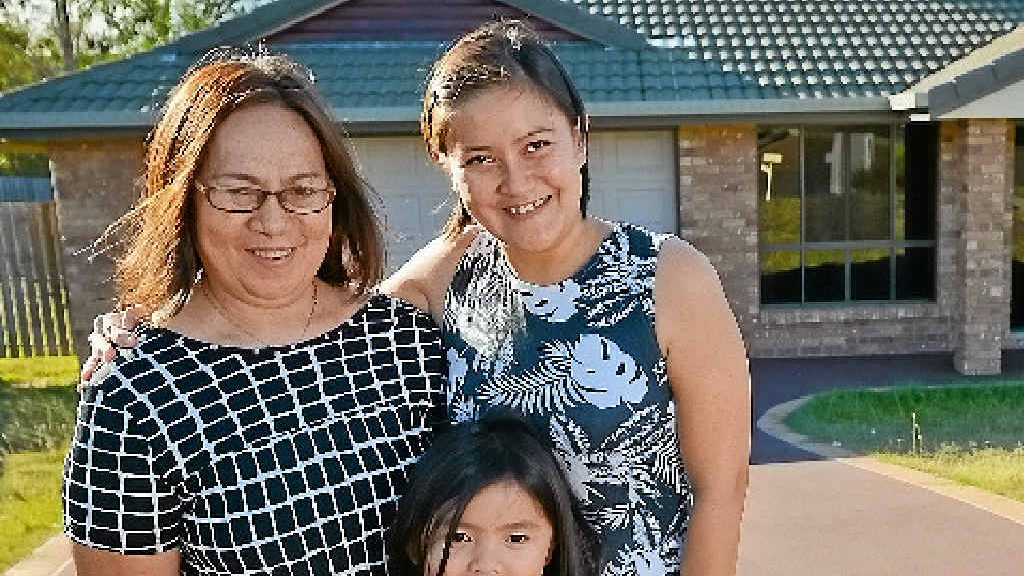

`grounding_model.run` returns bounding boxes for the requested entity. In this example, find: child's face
[427,480,554,576]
